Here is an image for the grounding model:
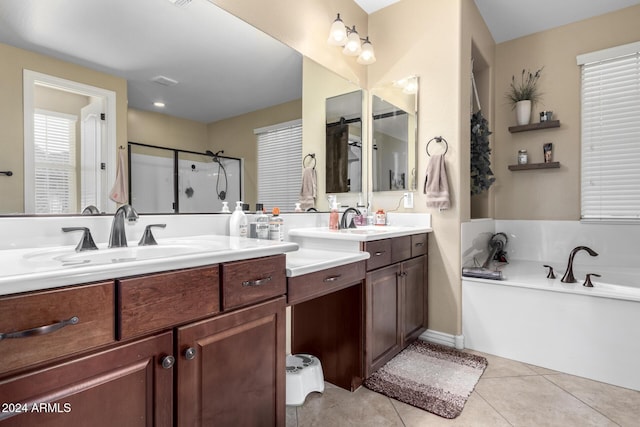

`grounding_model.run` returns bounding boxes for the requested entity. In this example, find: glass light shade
[342,30,361,56]
[327,16,347,46]
[402,77,418,94]
[357,38,376,64]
